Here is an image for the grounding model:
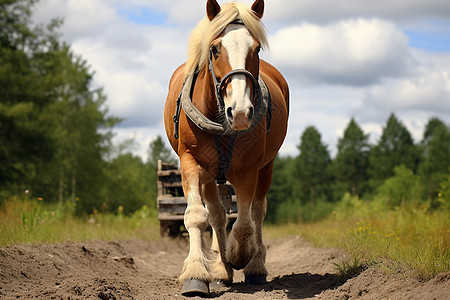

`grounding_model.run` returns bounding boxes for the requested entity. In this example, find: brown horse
[164,0,289,296]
